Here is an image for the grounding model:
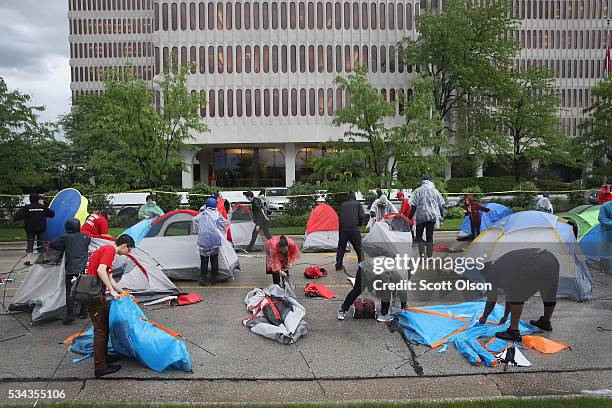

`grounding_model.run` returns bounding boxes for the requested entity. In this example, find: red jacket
[265,236,301,274]
[399,198,415,225]
[598,185,612,205]
[465,196,490,223]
